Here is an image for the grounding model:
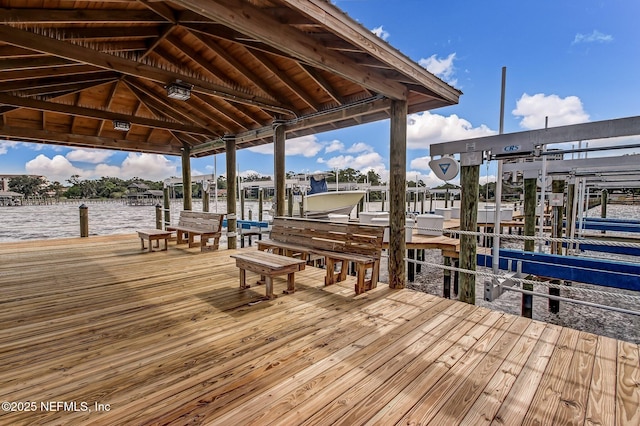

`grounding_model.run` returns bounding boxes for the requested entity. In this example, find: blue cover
[308,176,327,195]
